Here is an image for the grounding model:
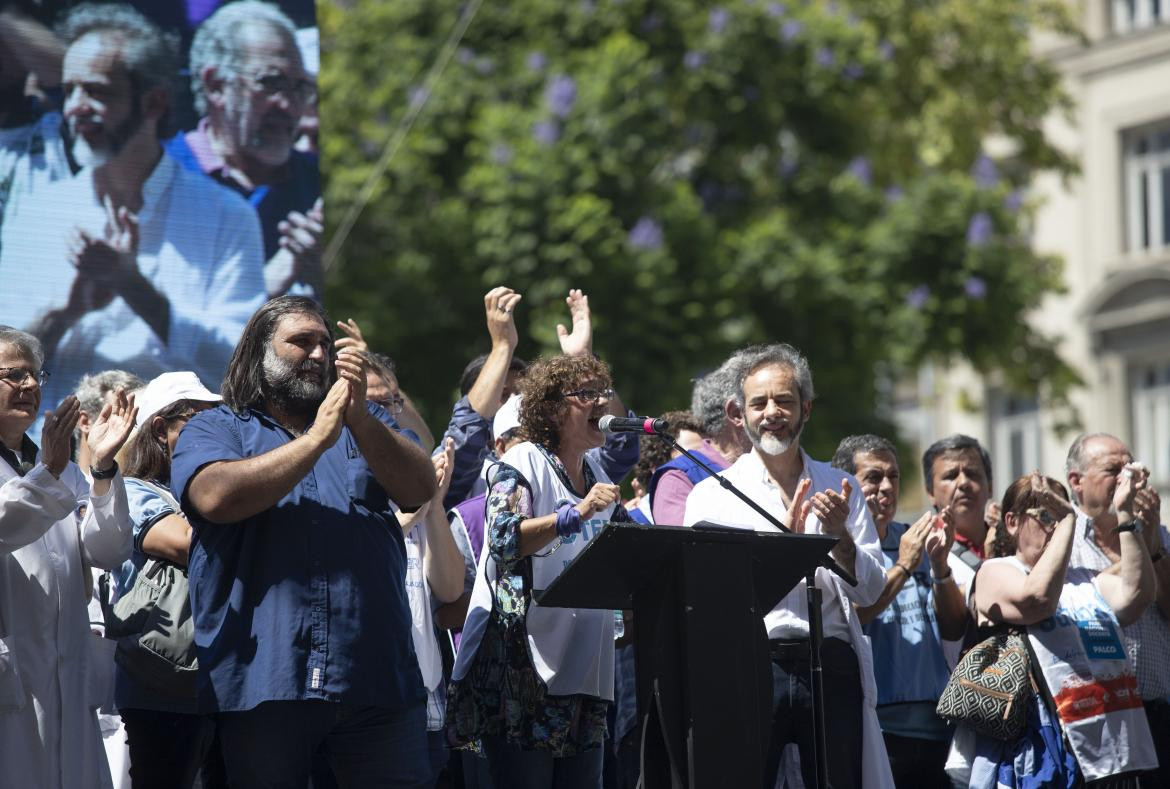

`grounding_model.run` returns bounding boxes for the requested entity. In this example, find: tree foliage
[319,0,1082,455]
